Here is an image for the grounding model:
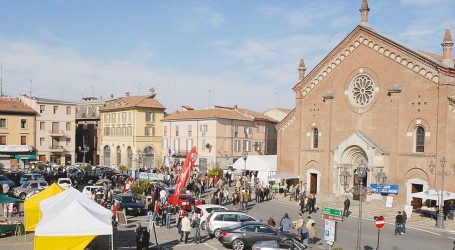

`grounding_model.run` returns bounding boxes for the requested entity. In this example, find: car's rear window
[179,195,190,200]
[223,214,238,222]
[194,207,201,214]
